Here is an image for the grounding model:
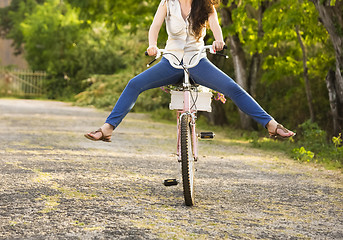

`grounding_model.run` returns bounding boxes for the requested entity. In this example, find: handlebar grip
[215,45,229,59]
